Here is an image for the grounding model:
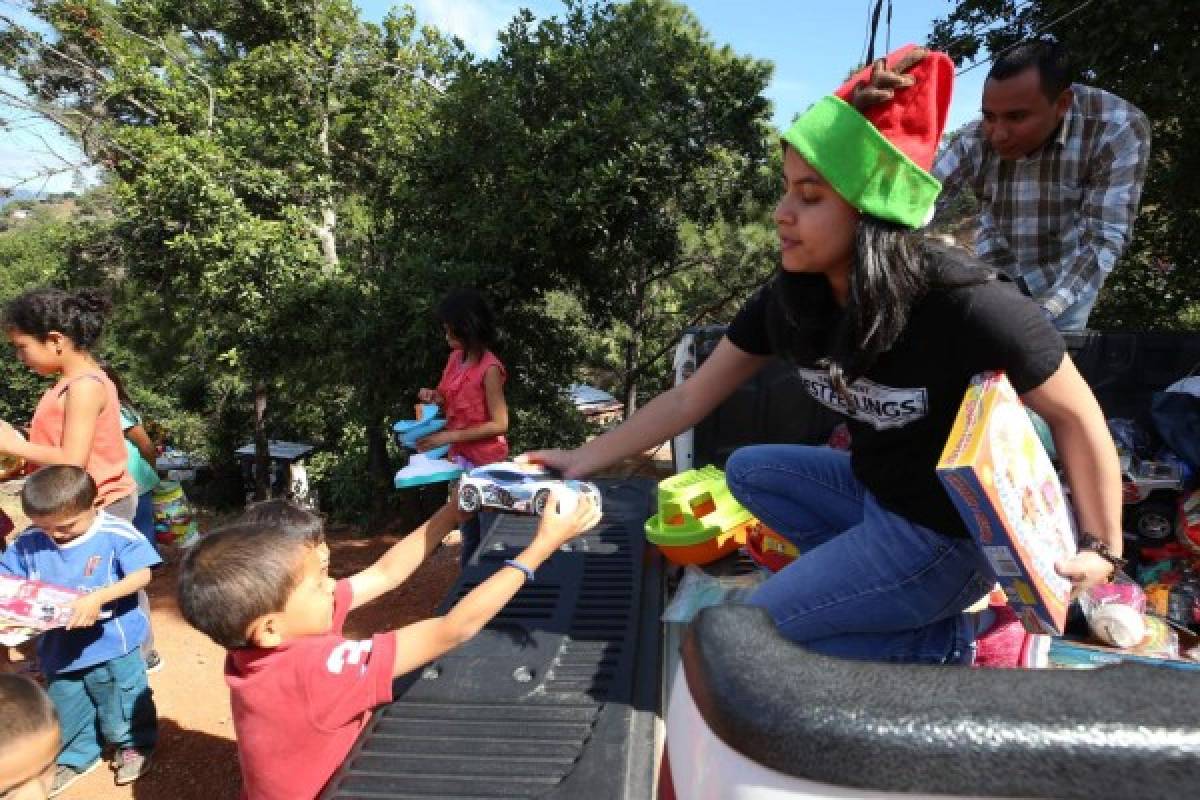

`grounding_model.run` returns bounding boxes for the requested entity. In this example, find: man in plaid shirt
[934,40,1151,331]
